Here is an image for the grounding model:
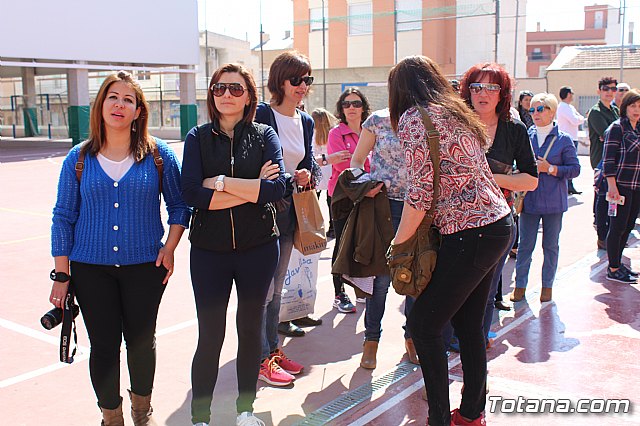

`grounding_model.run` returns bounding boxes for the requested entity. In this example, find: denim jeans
[482,218,516,339]
[515,212,563,289]
[364,199,413,341]
[408,214,513,425]
[261,232,294,359]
